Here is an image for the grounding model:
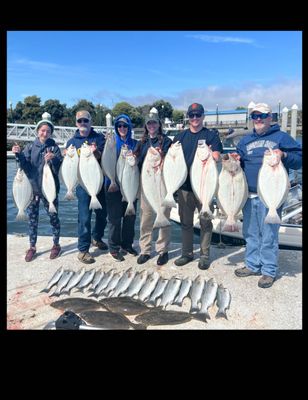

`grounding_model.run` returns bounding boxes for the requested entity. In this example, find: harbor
[7,234,302,330]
